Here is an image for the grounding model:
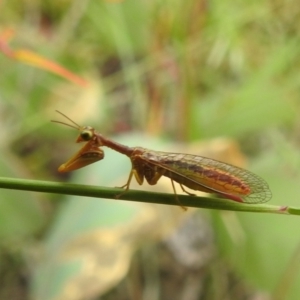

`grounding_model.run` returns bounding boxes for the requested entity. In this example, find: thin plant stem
[0,177,297,214]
